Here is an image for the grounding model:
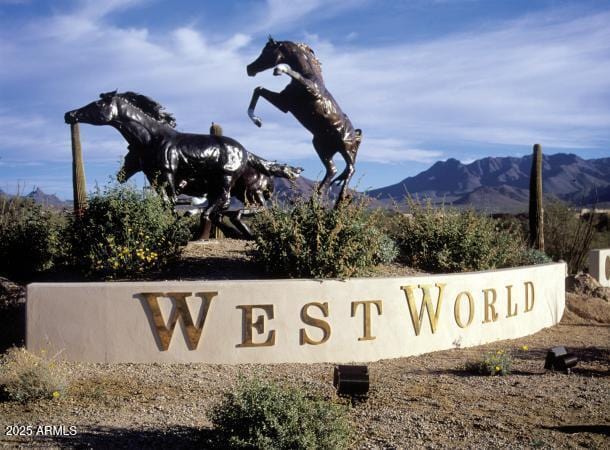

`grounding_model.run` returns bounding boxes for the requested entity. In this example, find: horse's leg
[117,150,141,182]
[162,170,179,205]
[248,87,288,127]
[312,136,337,196]
[273,64,318,96]
[229,210,254,240]
[333,131,361,204]
[203,174,233,223]
[335,150,356,204]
